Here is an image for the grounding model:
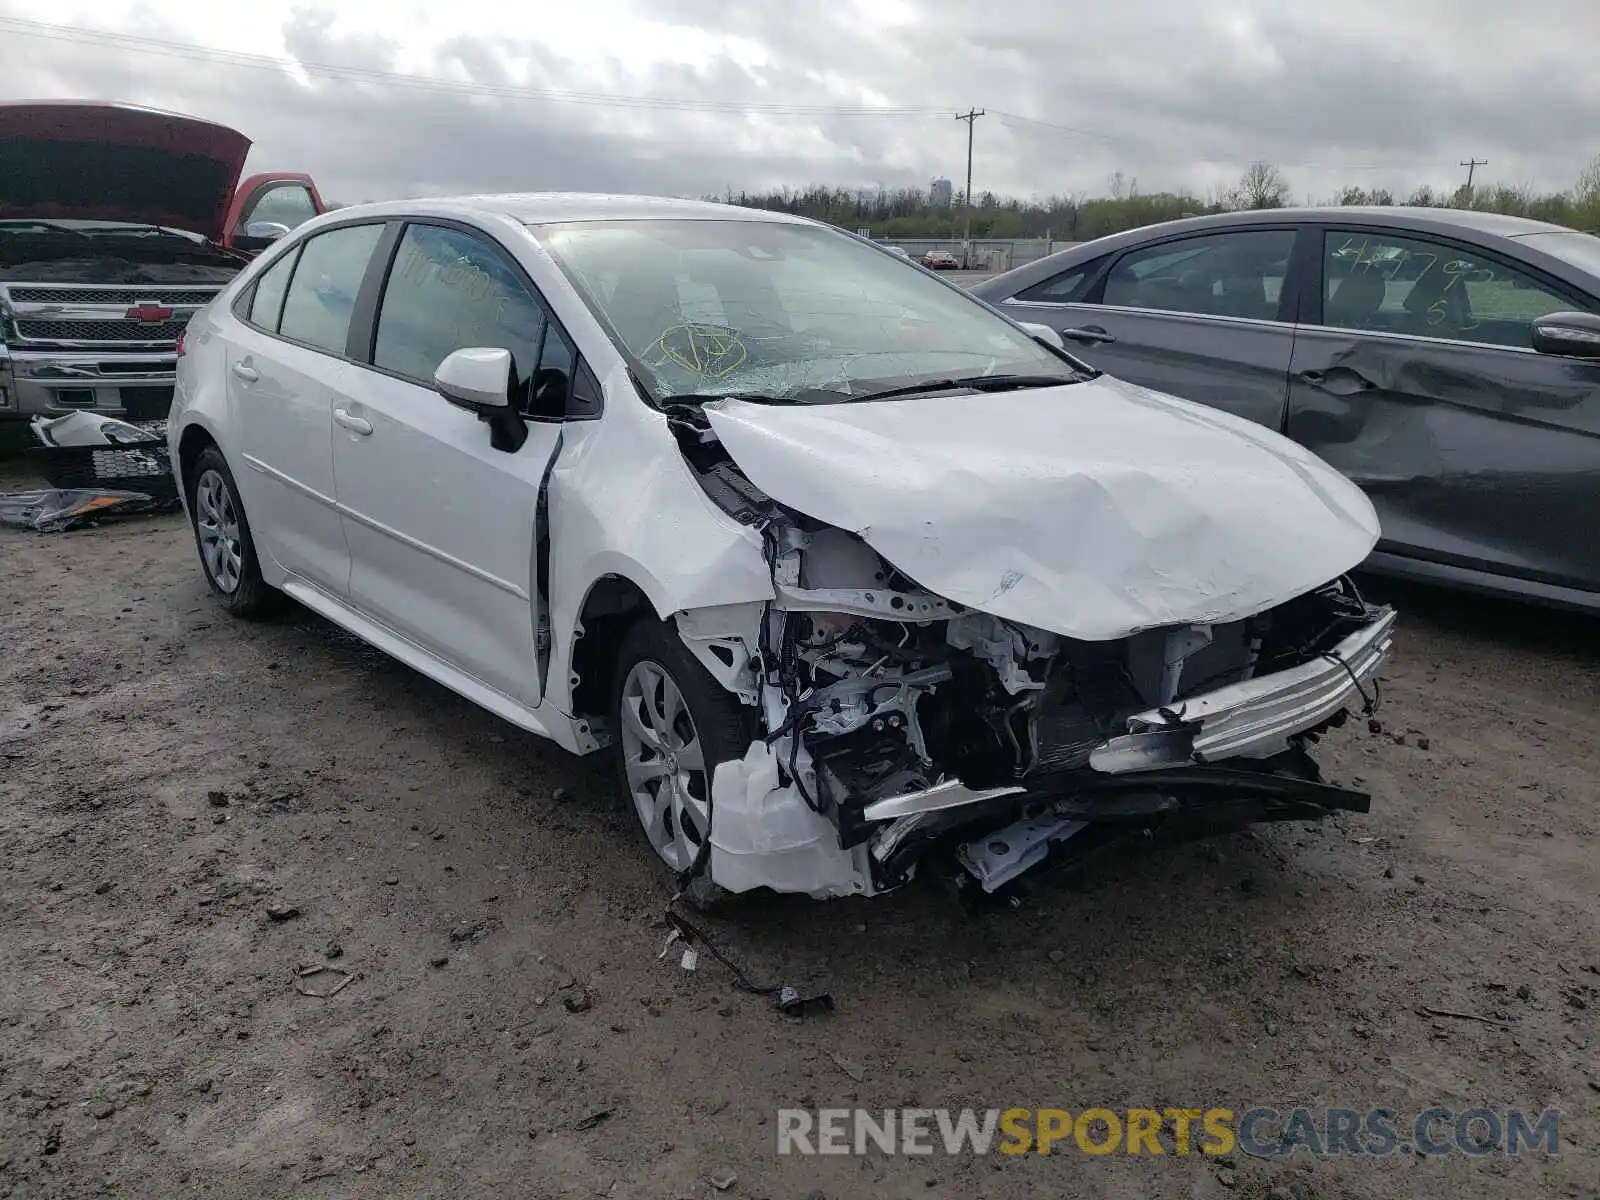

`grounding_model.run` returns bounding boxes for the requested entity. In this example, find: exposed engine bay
[665,404,1396,900]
